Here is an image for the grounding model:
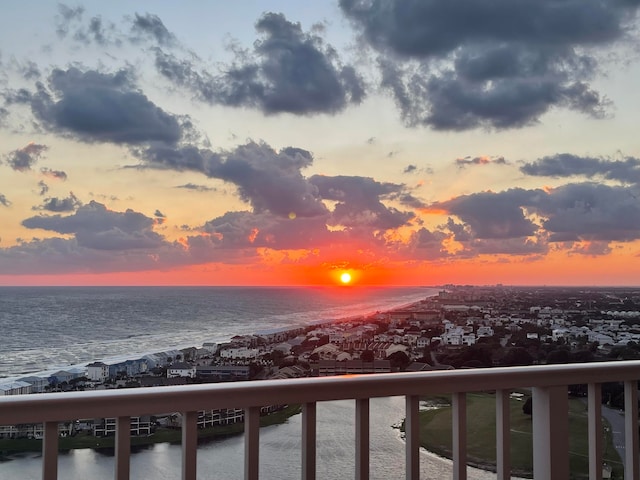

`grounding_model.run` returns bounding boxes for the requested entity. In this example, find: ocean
[0,286,435,380]
[0,286,508,479]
